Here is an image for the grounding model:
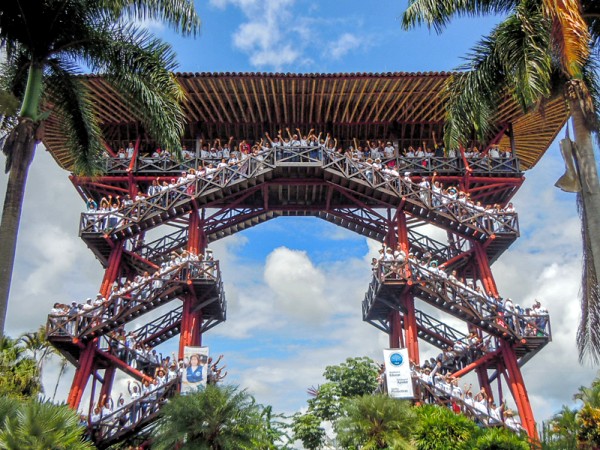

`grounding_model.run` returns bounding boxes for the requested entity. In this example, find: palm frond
[581,56,600,137]
[544,0,590,78]
[100,0,201,36]
[45,59,104,177]
[401,0,520,33]
[443,4,554,149]
[495,2,553,109]
[444,33,505,148]
[76,21,185,155]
